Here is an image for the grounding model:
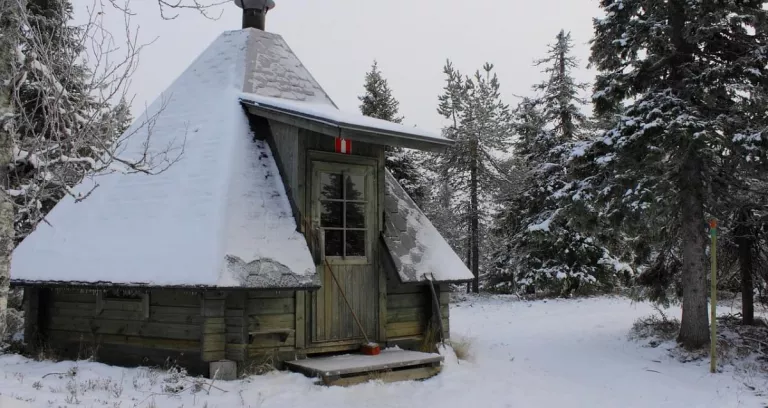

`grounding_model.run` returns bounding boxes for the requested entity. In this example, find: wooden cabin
[11,24,472,380]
